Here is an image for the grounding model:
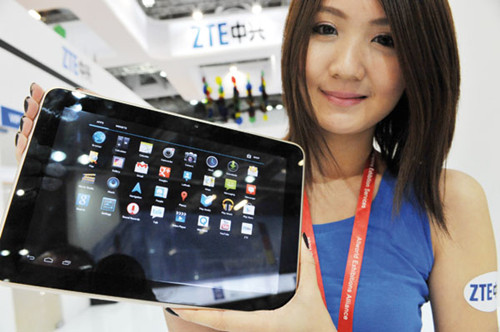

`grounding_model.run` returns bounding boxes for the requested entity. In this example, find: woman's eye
[312,24,338,36]
[373,34,395,48]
